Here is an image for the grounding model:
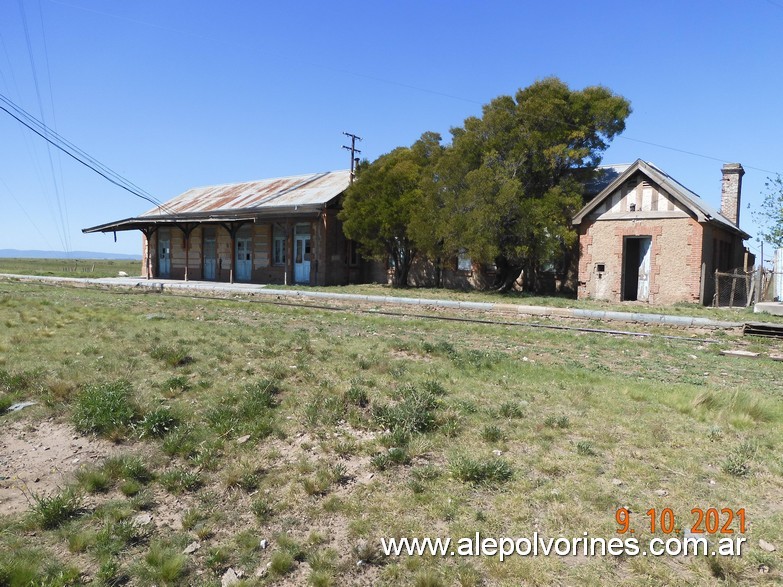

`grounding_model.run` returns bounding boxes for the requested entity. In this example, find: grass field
[0,258,141,278]
[1,281,782,586]
[3,257,780,325]
[277,283,782,324]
